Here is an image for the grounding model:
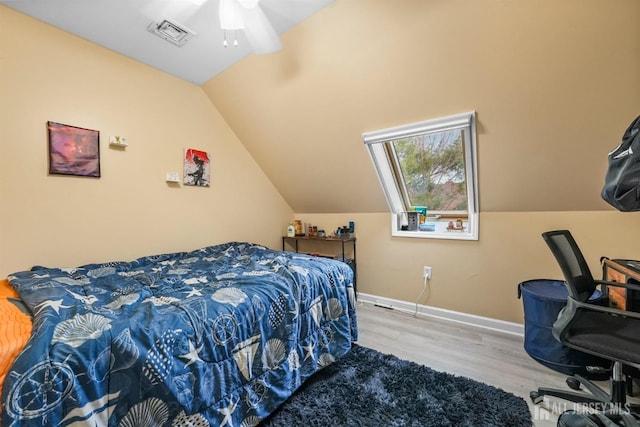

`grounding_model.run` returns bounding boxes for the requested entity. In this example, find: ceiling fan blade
[240,5,283,54]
